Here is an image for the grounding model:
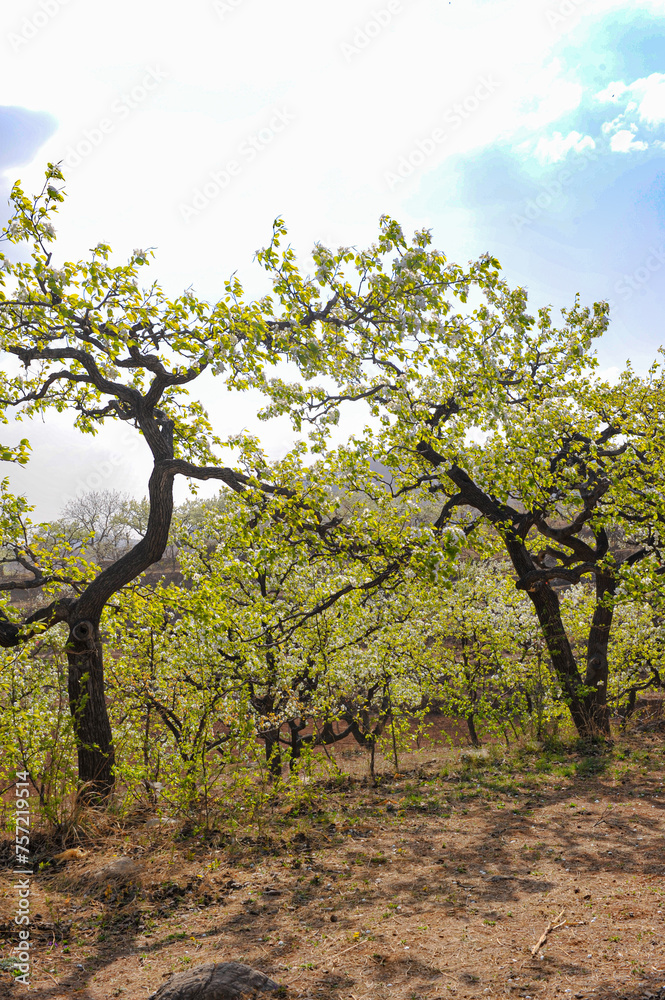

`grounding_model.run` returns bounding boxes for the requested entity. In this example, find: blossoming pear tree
[101,458,454,788]
[0,167,297,795]
[416,370,665,737]
[255,227,665,738]
[0,166,499,796]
